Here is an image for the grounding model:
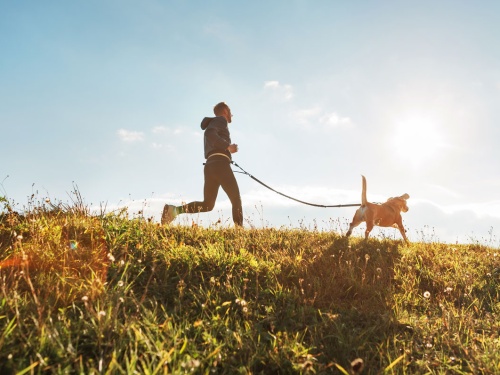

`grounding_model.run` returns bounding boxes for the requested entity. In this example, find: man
[161,102,243,226]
